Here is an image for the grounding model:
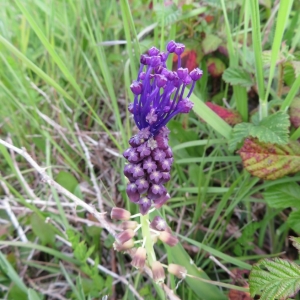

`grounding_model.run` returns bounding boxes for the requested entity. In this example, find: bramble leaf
[222,67,253,88]
[249,258,300,300]
[249,111,290,144]
[263,182,300,209]
[238,138,300,180]
[229,111,290,152]
[228,123,252,152]
[205,102,242,125]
